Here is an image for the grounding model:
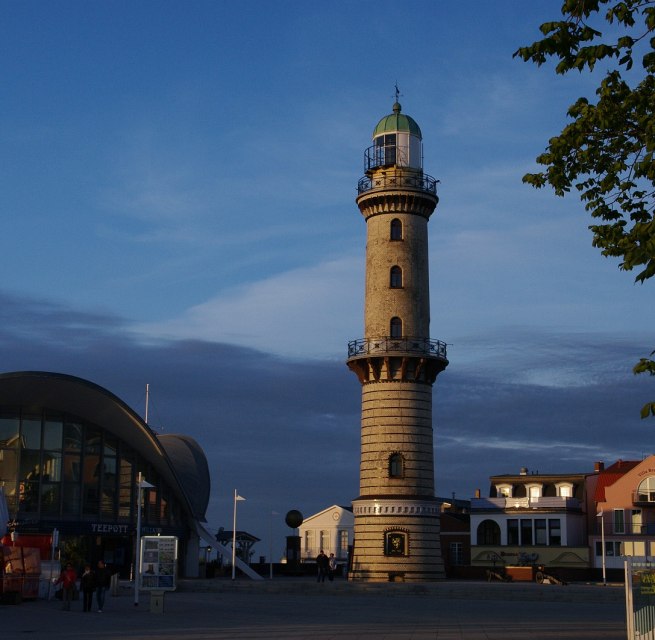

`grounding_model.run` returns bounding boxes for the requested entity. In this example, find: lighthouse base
[349,499,445,582]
